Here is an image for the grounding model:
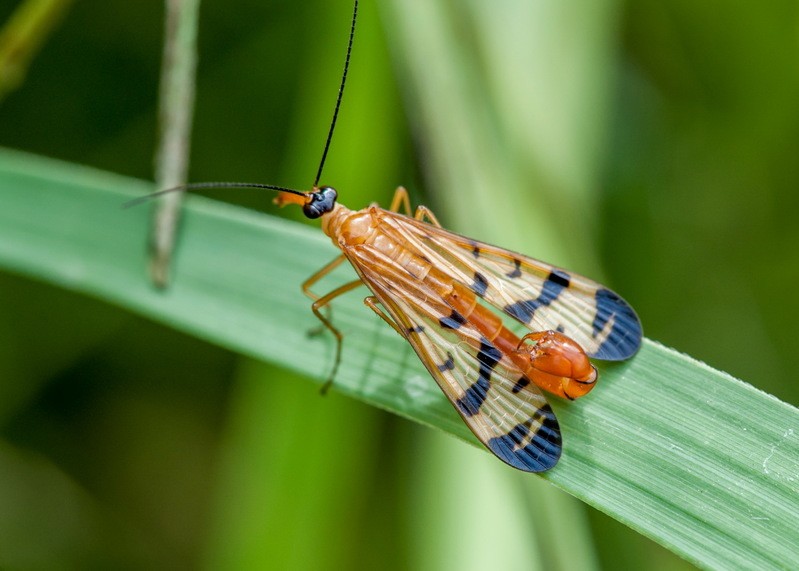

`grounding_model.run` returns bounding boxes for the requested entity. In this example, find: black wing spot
[437,352,455,372]
[548,269,571,288]
[476,338,502,372]
[457,338,502,417]
[591,288,643,360]
[487,405,561,472]
[503,274,567,323]
[457,377,489,416]
[439,310,466,330]
[470,272,488,297]
[504,299,537,323]
[512,376,530,393]
[506,258,522,279]
[468,240,481,258]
